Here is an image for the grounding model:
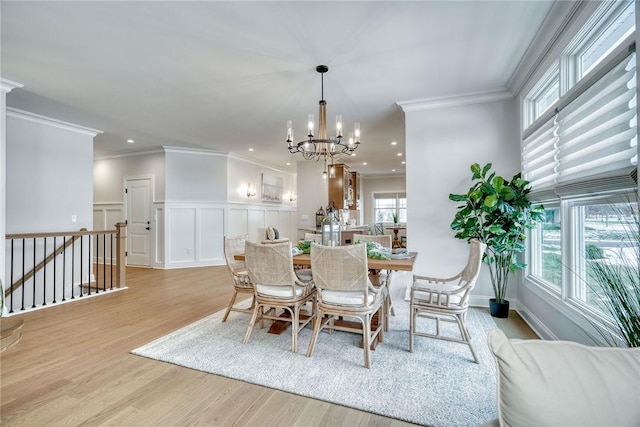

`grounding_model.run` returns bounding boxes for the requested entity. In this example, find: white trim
[6,107,102,137]
[162,146,227,157]
[93,148,165,161]
[93,201,125,206]
[397,89,512,113]
[0,78,23,94]
[228,152,297,177]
